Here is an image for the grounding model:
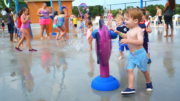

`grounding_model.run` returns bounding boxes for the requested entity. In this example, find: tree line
[72,4,180,18]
